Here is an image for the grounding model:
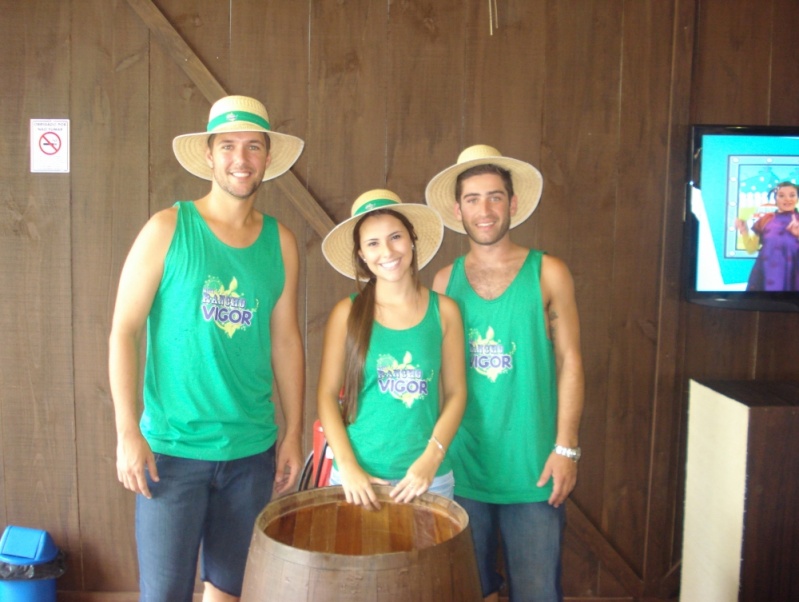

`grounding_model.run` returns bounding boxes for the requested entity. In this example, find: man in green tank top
[109,96,306,602]
[426,145,585,602]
